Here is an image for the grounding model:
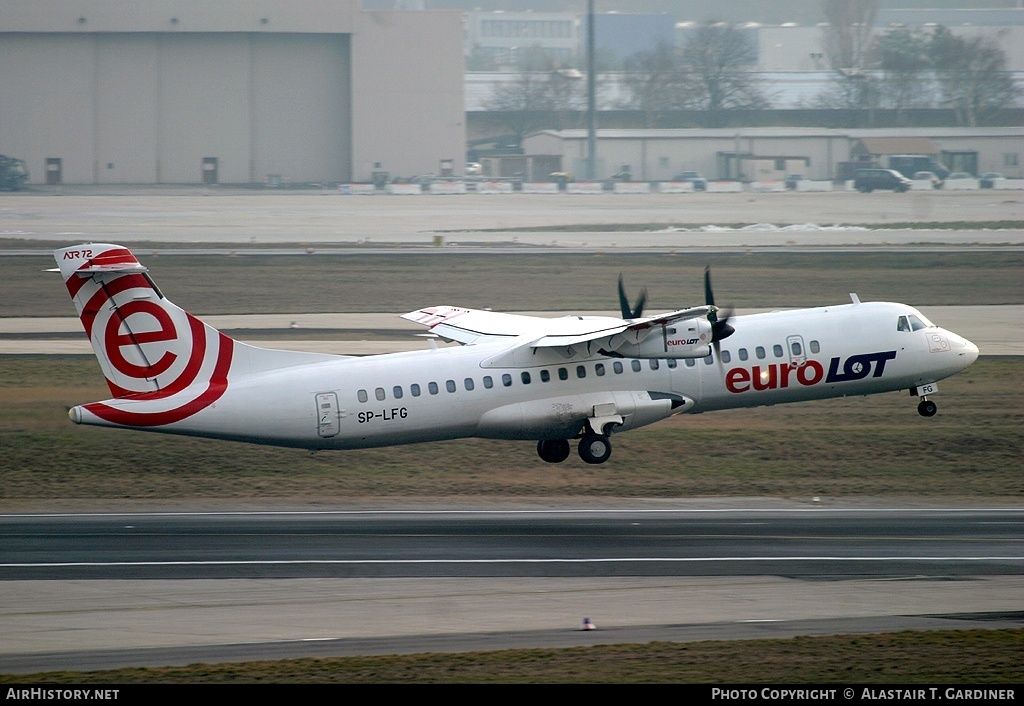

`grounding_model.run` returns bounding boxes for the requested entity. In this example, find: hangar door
[89,33,352,184]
